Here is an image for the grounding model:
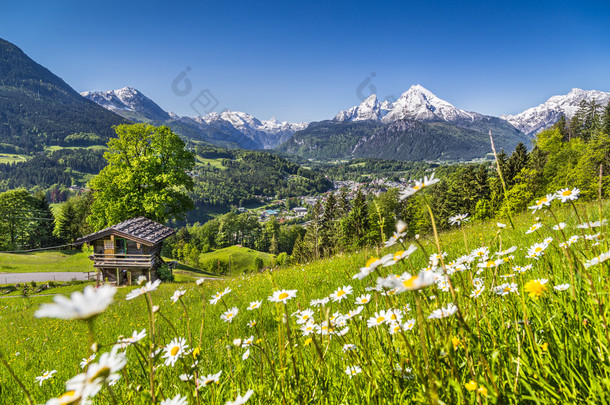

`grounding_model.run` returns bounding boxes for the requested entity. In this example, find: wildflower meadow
[2,179,610,404]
